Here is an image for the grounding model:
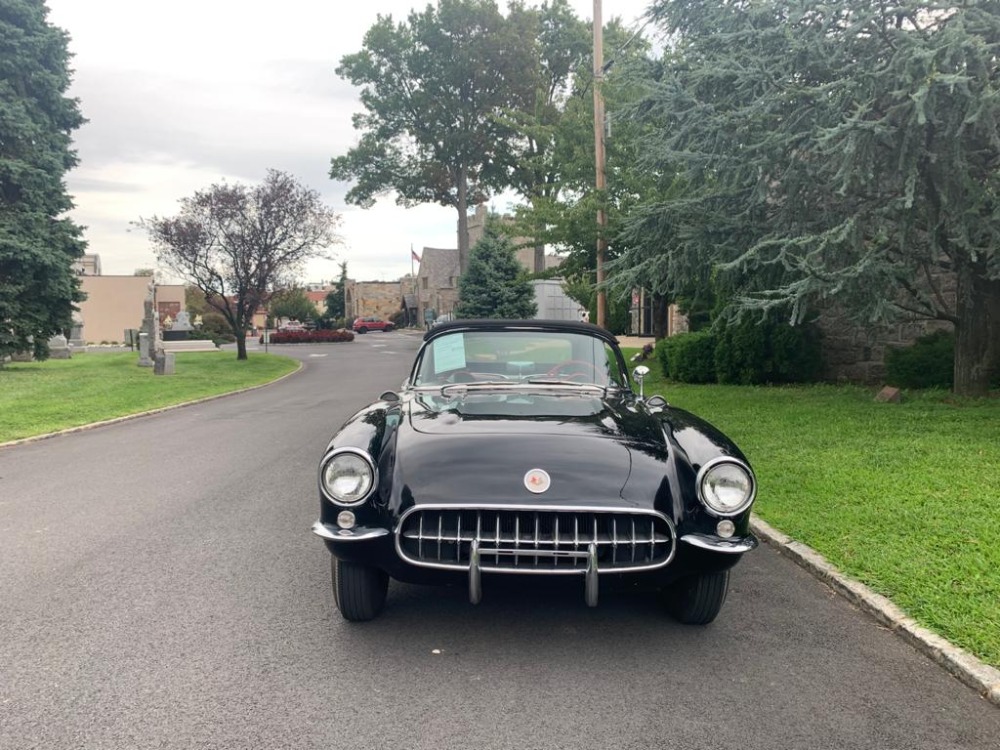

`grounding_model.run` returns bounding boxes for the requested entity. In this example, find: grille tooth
[398,508,674,572]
